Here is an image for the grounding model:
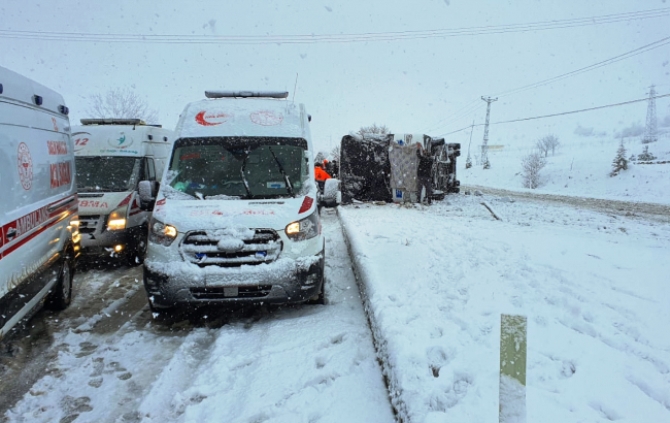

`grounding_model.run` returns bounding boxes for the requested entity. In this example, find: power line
[426,35,670,135]
[491,35,670,98]
[435,93,670,137]
[493,93,670,125]
[421,99,483,133]
[0,8,667,44]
